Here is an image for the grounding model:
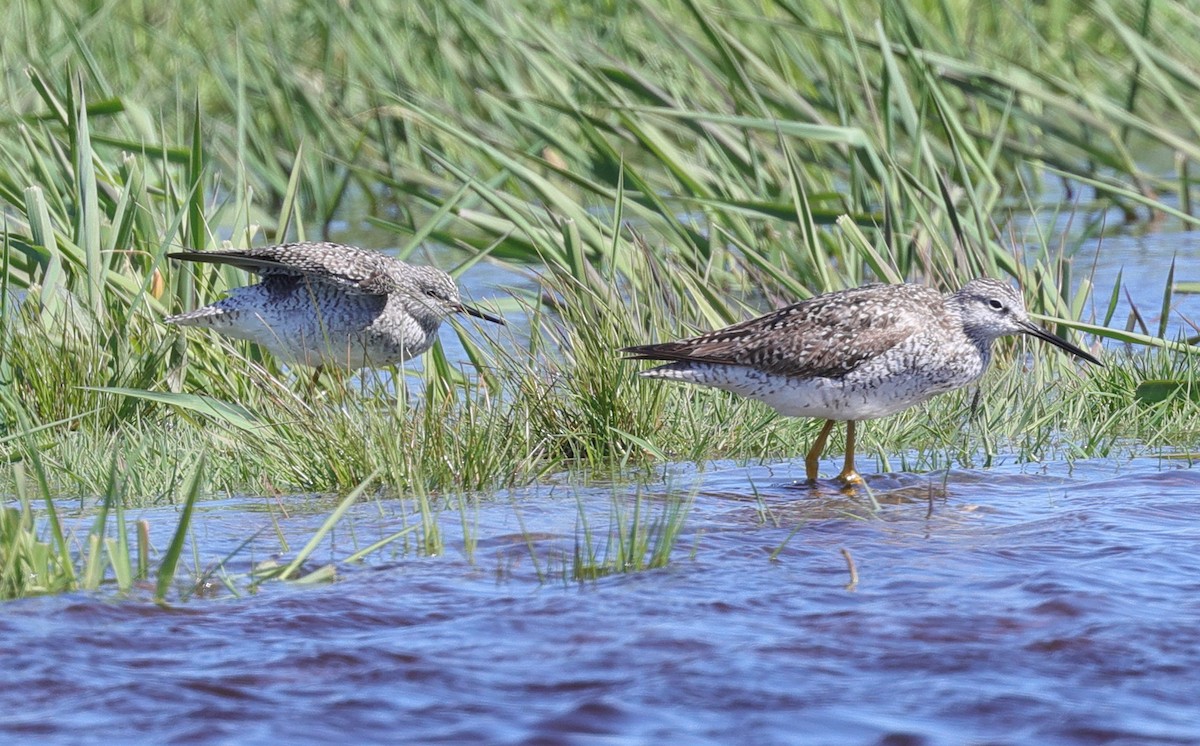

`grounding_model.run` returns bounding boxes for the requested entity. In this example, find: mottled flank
[165,242,504,369]
[623,278,1101,485]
